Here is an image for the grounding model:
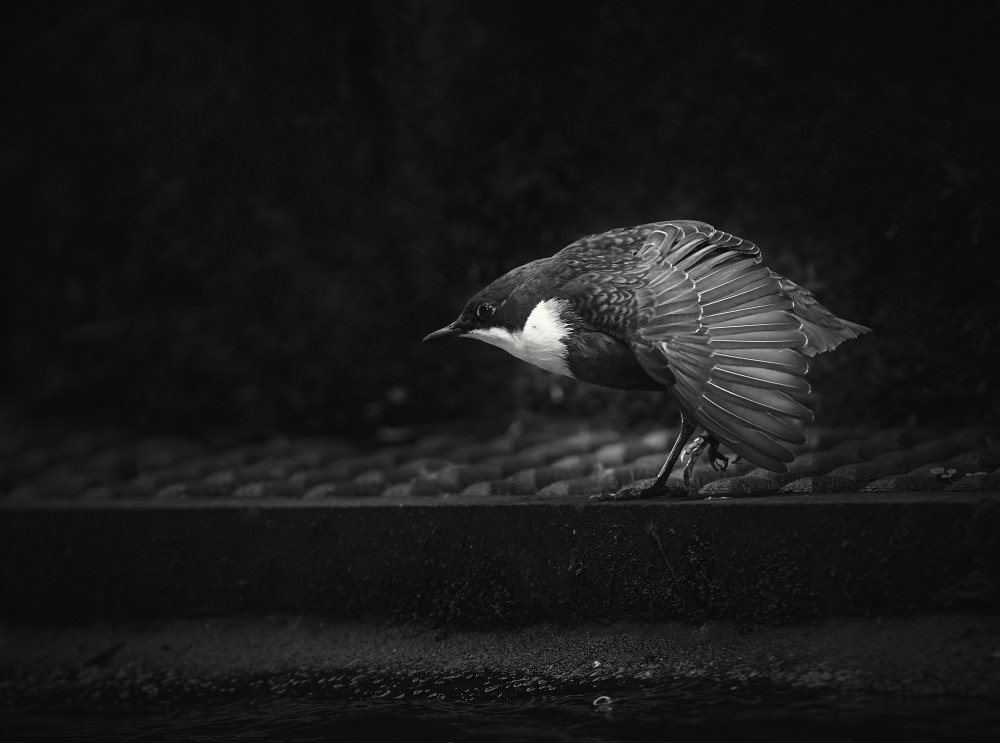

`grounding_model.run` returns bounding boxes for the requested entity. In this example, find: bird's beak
[422,322,464,342]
